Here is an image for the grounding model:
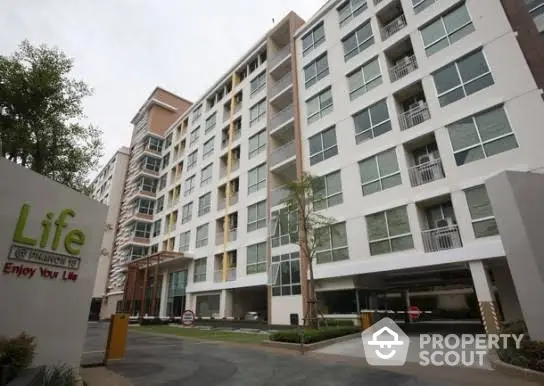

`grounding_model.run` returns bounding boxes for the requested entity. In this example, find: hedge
[270,326,359,344]
[497,320,544,372]
[139,318,170,326]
